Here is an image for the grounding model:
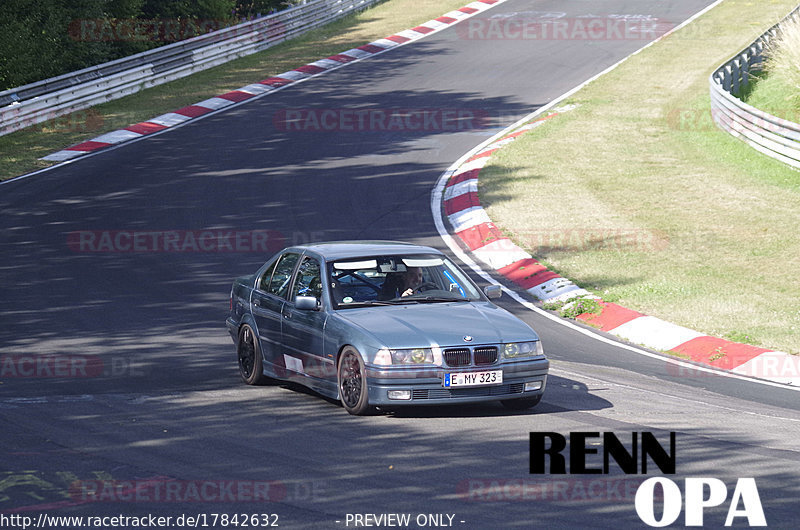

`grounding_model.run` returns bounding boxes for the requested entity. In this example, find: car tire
[338,347,374,415]
[500,394,542,410]
[238,325,266,385]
